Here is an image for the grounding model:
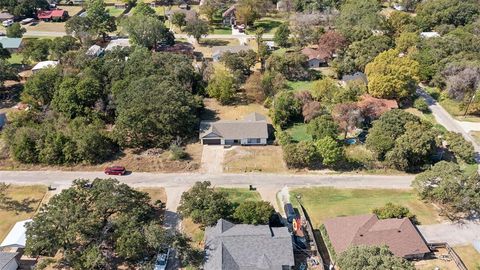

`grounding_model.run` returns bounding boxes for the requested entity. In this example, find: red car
[104,166,127,175]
